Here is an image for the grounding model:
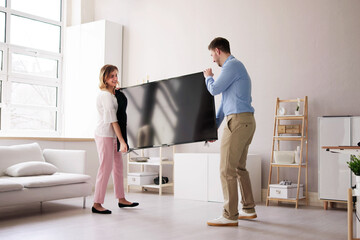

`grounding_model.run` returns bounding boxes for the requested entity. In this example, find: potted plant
[347,155,360,189]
